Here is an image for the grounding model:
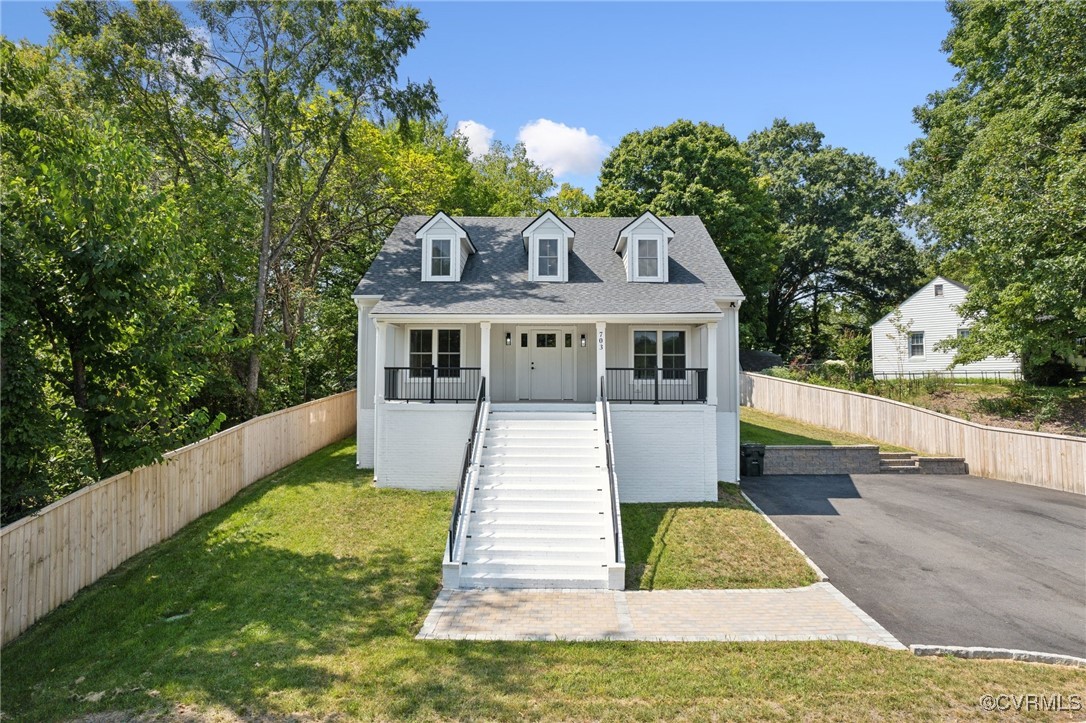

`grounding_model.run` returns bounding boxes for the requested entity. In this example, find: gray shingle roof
[354,215,744,315]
